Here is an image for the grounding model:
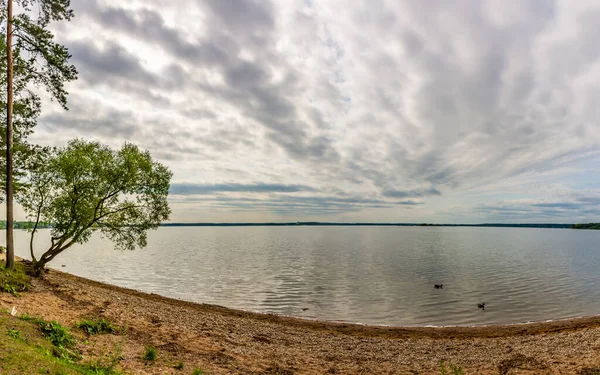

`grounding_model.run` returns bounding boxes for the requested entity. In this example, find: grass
[40,320,75,348]
[0,313,123,374]
[192,369,204,375]
[174,361,184,370]
[0,260,30,295]
[439,361,464,375]
[143,346,157,362]
[77,318,117,335]
[7,328,20,339]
